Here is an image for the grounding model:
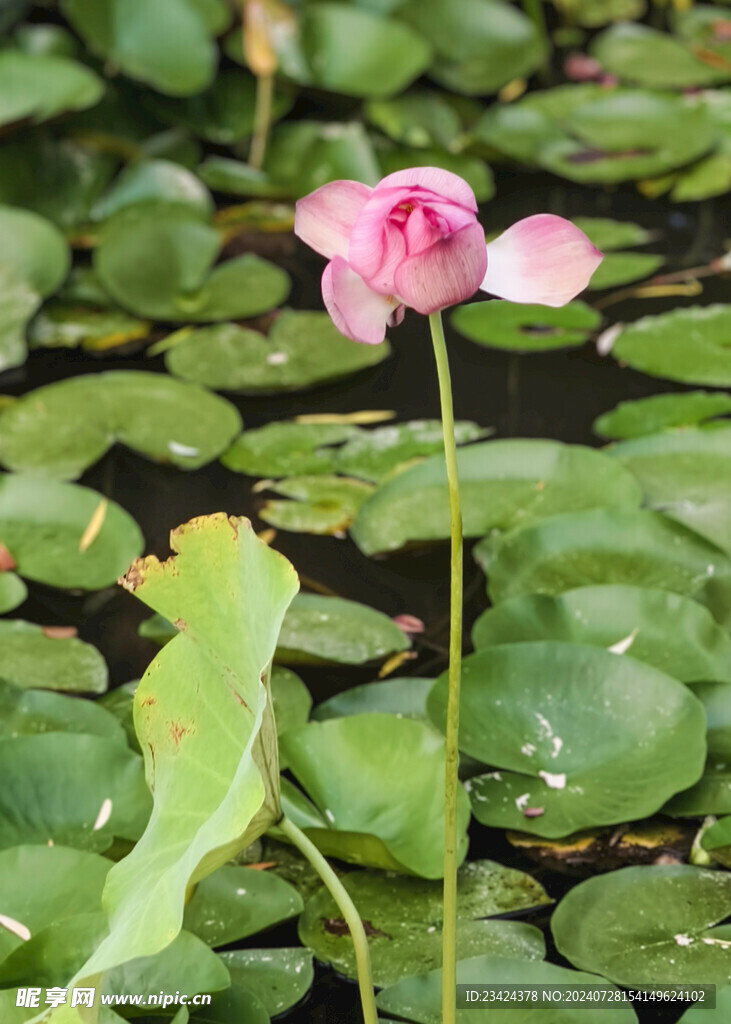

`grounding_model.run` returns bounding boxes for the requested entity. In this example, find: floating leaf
[222,422,358,478]
[398,0,548,96]
[313,677,434,721]
[0,50,103,129]
[280,714,470,877]
[472,585,731,684]
[299,862,548,986]
[259,476,374,535]
[452,300,600,352]
[277,594,409,666]
[428,642,706,837]
[552,865,731,986]
[0,621,109,692]
[218,948,313,1017]
[611,306,731,387]
[0,733,151,851]
[591,23,729,89]
[61,0,219,96]
[595,392,731,439]
[376,955,639,1024]
[351,439,641,555]
[0,474,143,590]
[59,515,297,996]
[0,371,242,479]
[91,159,213,222]
[167,312,389,393]
[475,508,731,626]
[183,864,303,947]
[95,209,289,322]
